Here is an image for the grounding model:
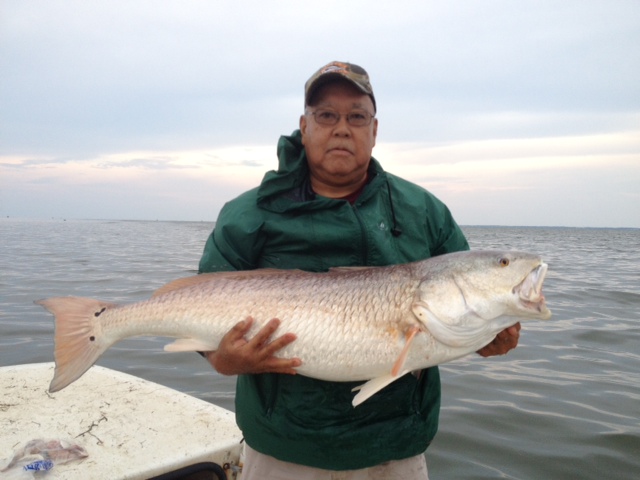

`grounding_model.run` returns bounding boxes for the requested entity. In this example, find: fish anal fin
[164,338,218,352]
[351,372,409,407]
[391,326,420,377]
